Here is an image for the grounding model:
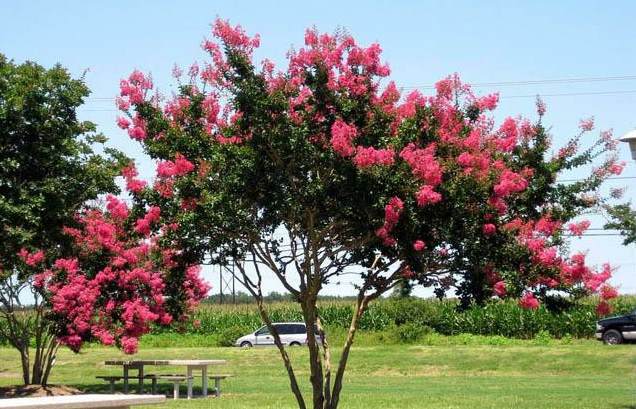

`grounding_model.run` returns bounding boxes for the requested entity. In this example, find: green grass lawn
[0,341,634,408]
